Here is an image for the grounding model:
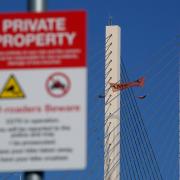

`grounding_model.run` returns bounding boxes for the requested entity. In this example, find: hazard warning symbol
[46,72,71,98]
[0,75,25,99]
